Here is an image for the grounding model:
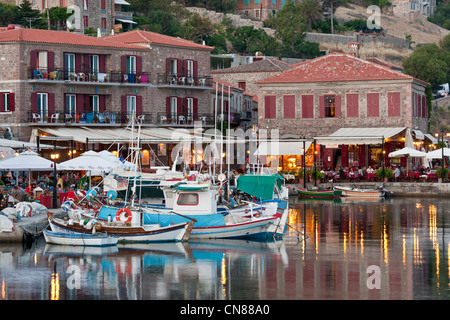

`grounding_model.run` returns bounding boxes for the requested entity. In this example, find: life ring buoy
[115,208,132,223]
